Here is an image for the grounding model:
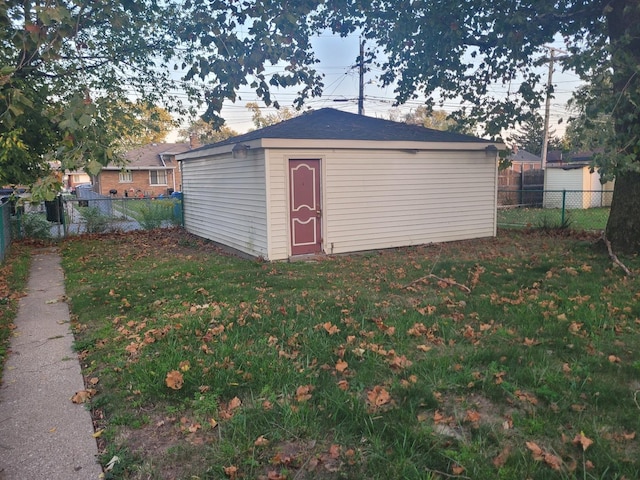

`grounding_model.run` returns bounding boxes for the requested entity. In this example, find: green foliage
[78,207,111,234]
[138,200,180,230]
[508,112,562,156]
[178,118,238,146]
[12,213,52,240]
[389,106,474,134]
[246,102,299,129]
